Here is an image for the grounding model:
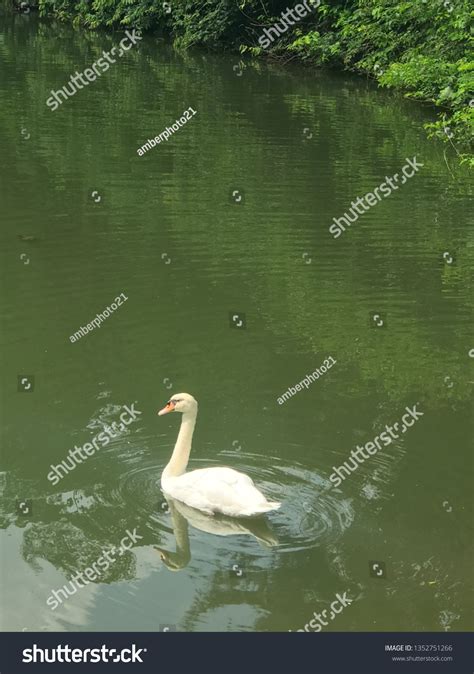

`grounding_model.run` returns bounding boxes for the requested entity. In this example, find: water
[0,11,472,633]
